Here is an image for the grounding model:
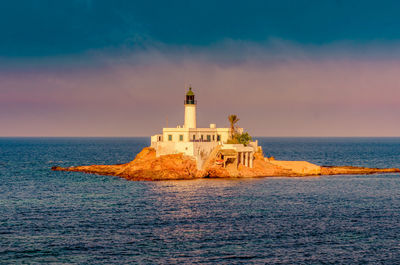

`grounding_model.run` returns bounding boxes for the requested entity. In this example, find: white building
[151,87,257,169]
